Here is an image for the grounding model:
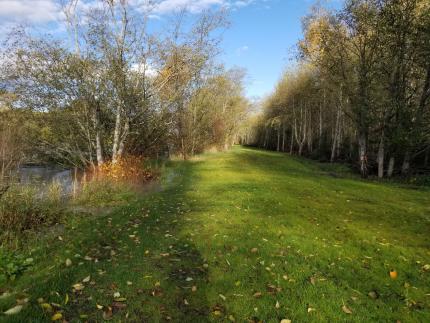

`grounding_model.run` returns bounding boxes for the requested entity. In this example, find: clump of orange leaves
[97,155,156,184]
